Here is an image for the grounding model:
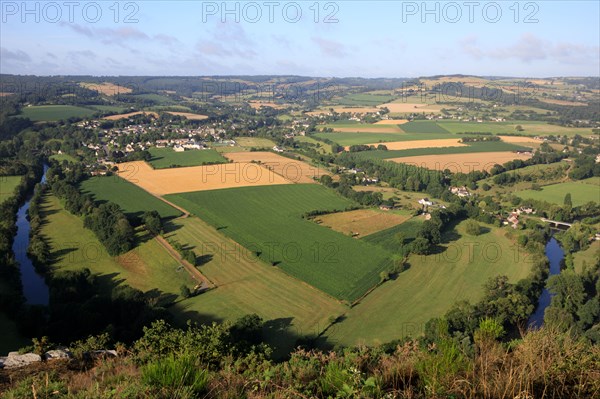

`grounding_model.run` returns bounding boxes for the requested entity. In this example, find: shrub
[142,354,208,399]
[465,219,481,236]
